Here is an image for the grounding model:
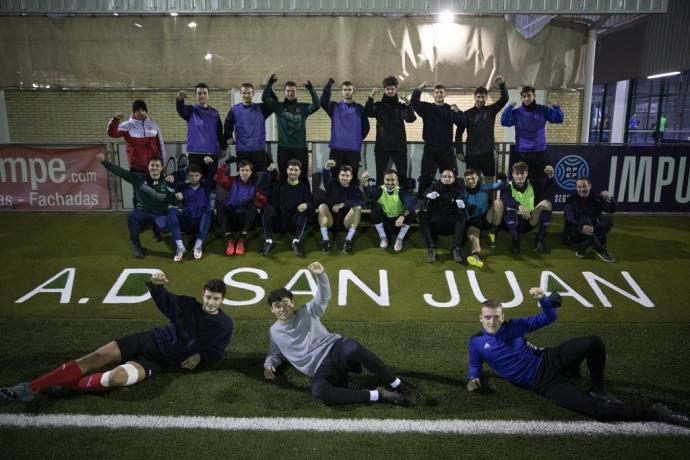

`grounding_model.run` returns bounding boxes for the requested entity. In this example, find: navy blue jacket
[564,192,617,232]
[322,167,365,209]
[410,89,466,148]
